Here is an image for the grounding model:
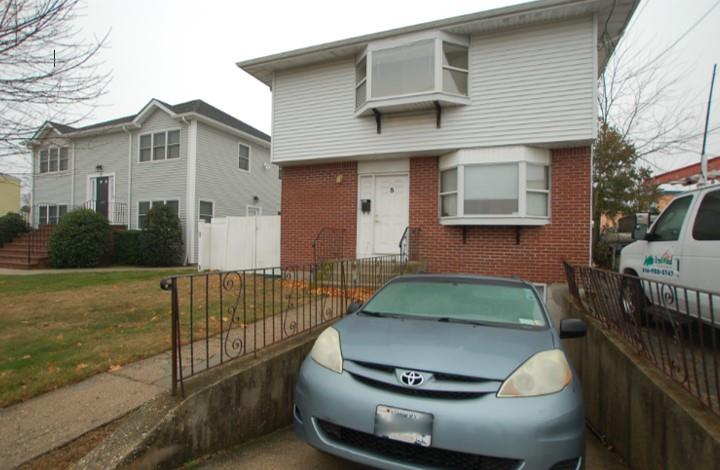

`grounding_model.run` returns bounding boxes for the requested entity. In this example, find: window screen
[199,201,213,223]
[371,40,435,98]
[464,164,519,215]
